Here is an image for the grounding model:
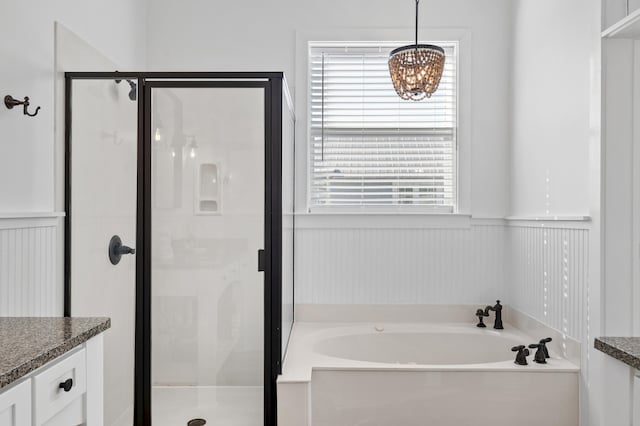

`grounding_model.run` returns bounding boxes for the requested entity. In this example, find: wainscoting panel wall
[508,223,589,342]
[0,213,591,341]
[295,217,590,346]
[295,221,507,305]
[0,216,63,316]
